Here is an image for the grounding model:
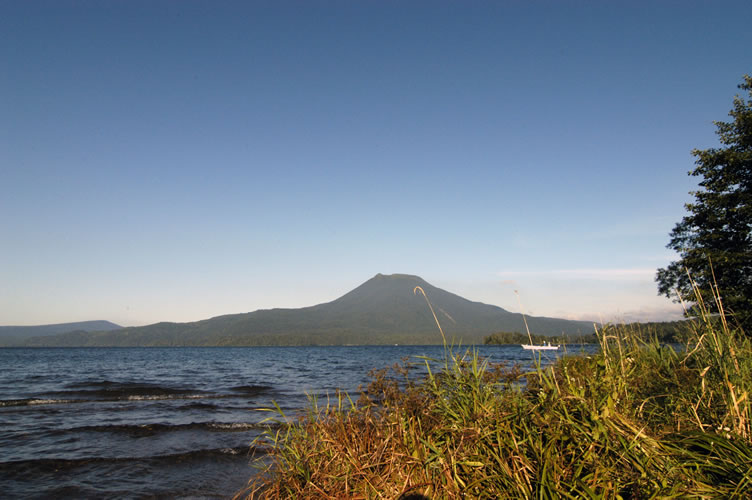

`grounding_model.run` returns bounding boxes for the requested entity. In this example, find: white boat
[521,341,560,351]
